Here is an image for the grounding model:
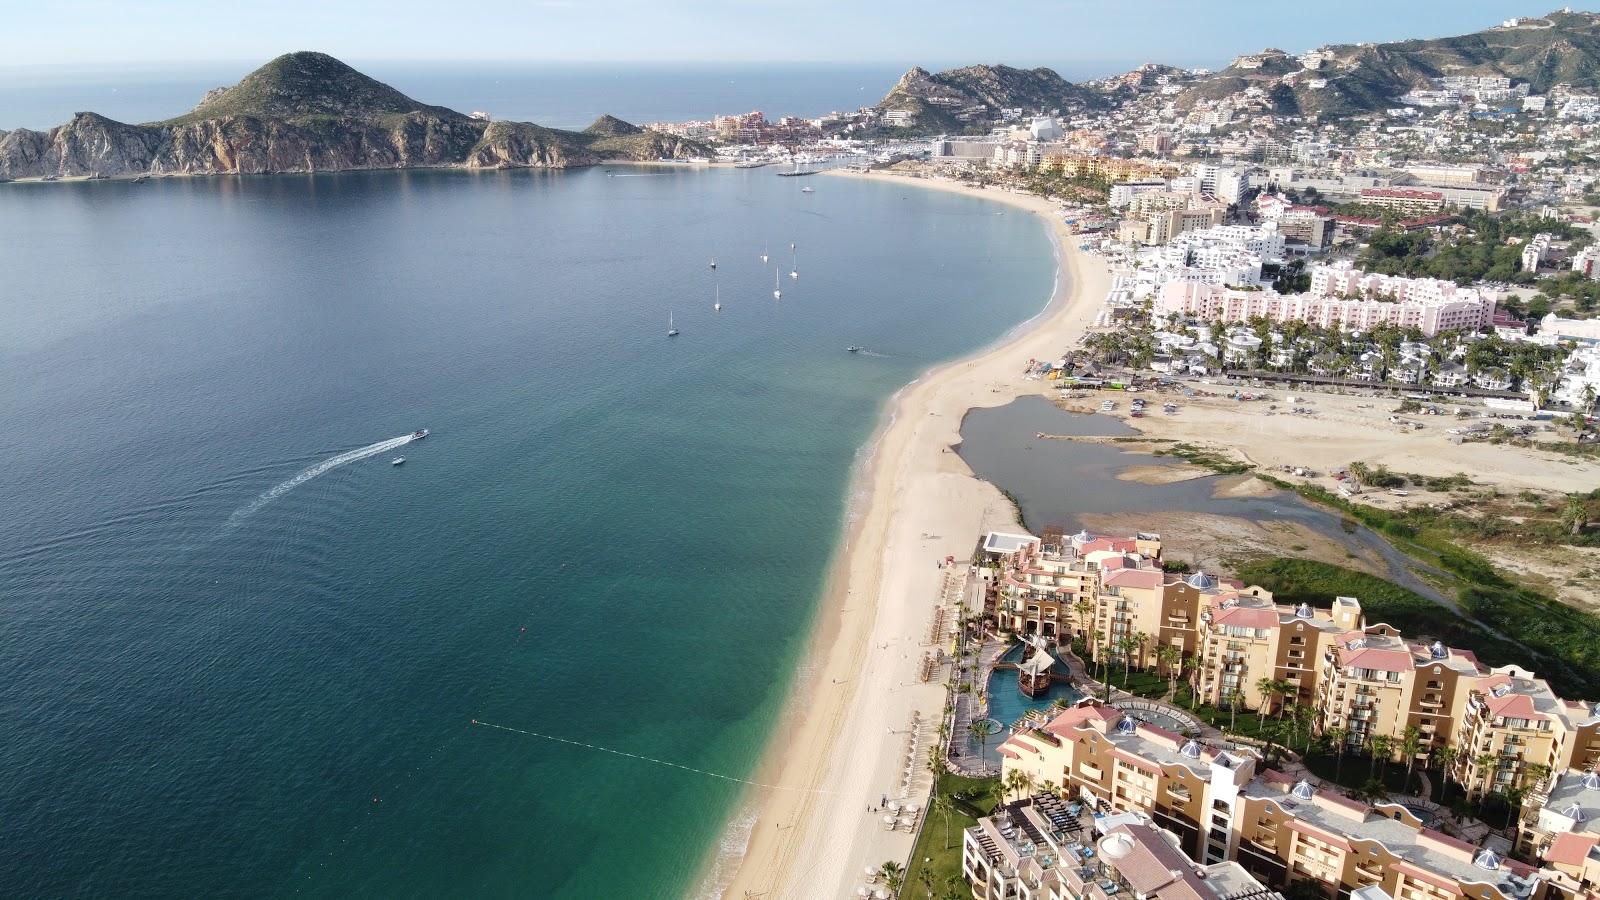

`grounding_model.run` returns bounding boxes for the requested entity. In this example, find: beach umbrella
[887,800,900,813]
[858,887,871,898]
[905,802,921,813]
[864,866,878,878]
[899,816,914,828]
[882,815,896,825]
[876,889,891,899]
